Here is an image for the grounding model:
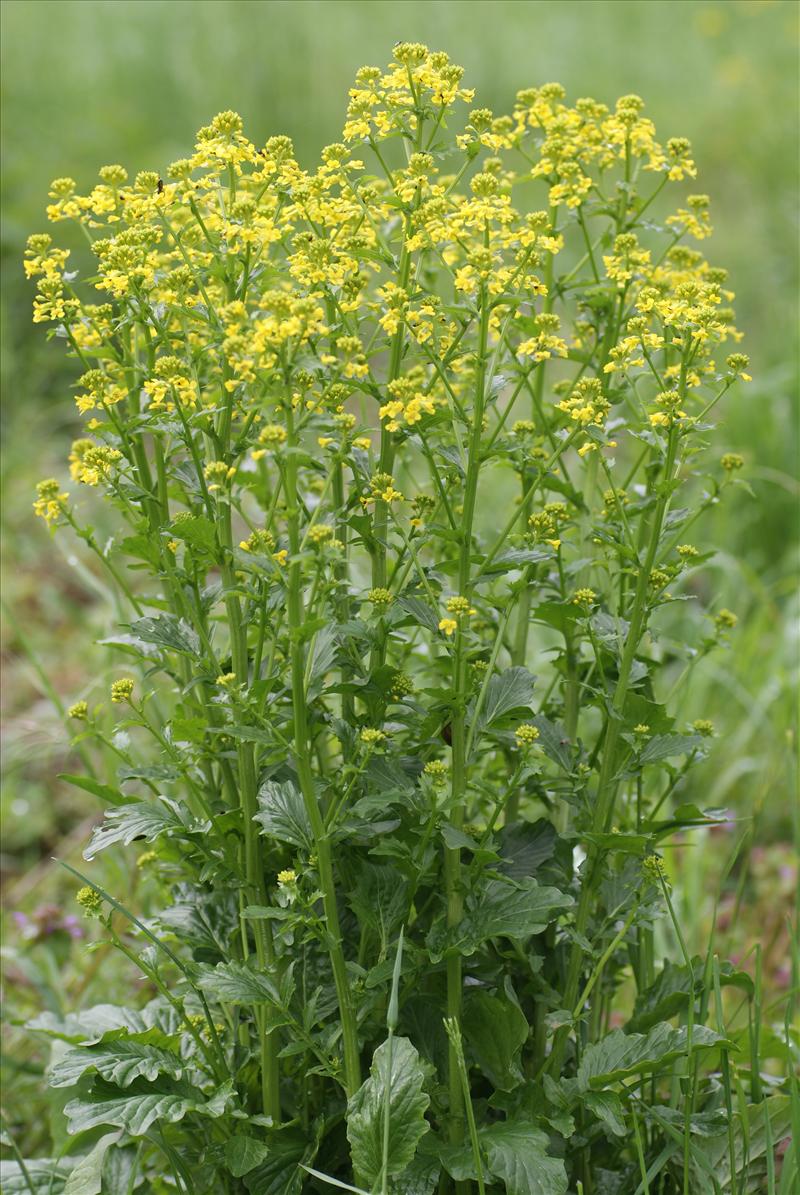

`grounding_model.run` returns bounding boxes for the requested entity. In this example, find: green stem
[284,405,361,1098]
[445,279,490,1161]
[552,427,680,1074]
